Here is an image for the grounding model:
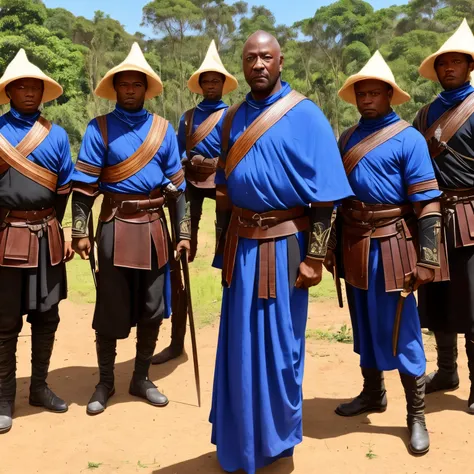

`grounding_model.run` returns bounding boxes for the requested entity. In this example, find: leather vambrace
[418,212,442,269]
[307,204,336,260]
